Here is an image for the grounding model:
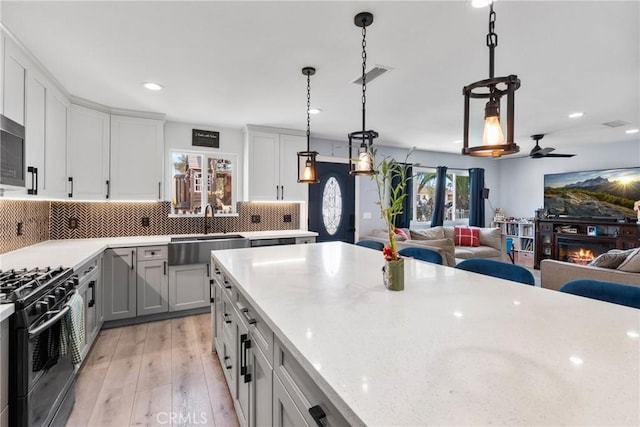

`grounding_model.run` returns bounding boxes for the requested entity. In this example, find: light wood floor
[66,313,240,427]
